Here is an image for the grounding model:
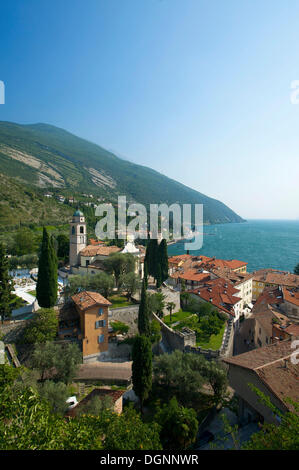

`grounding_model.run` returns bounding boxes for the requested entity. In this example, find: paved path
[196,407,259,450]
[14,287,36,305]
